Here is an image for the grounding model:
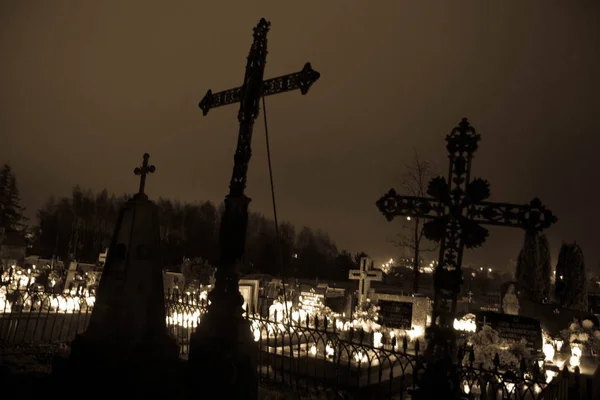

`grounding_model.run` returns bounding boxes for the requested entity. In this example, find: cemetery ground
[2,280,600,399]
